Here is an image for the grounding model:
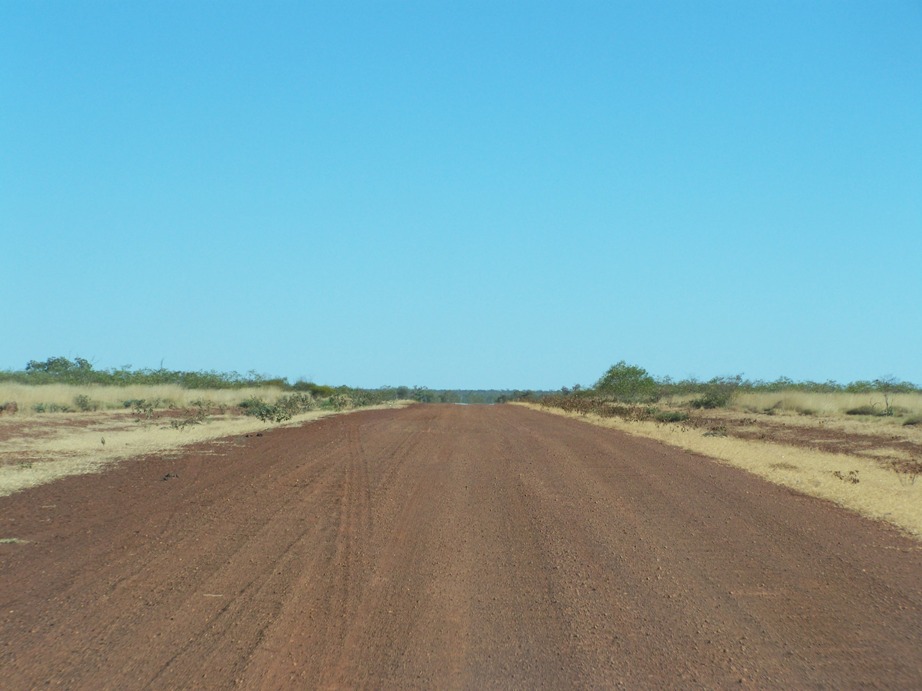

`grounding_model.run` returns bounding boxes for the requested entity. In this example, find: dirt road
[2,405,921,688]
